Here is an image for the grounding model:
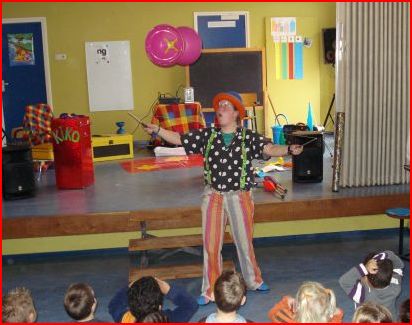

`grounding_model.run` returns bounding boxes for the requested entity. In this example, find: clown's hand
[288,144,303,155]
